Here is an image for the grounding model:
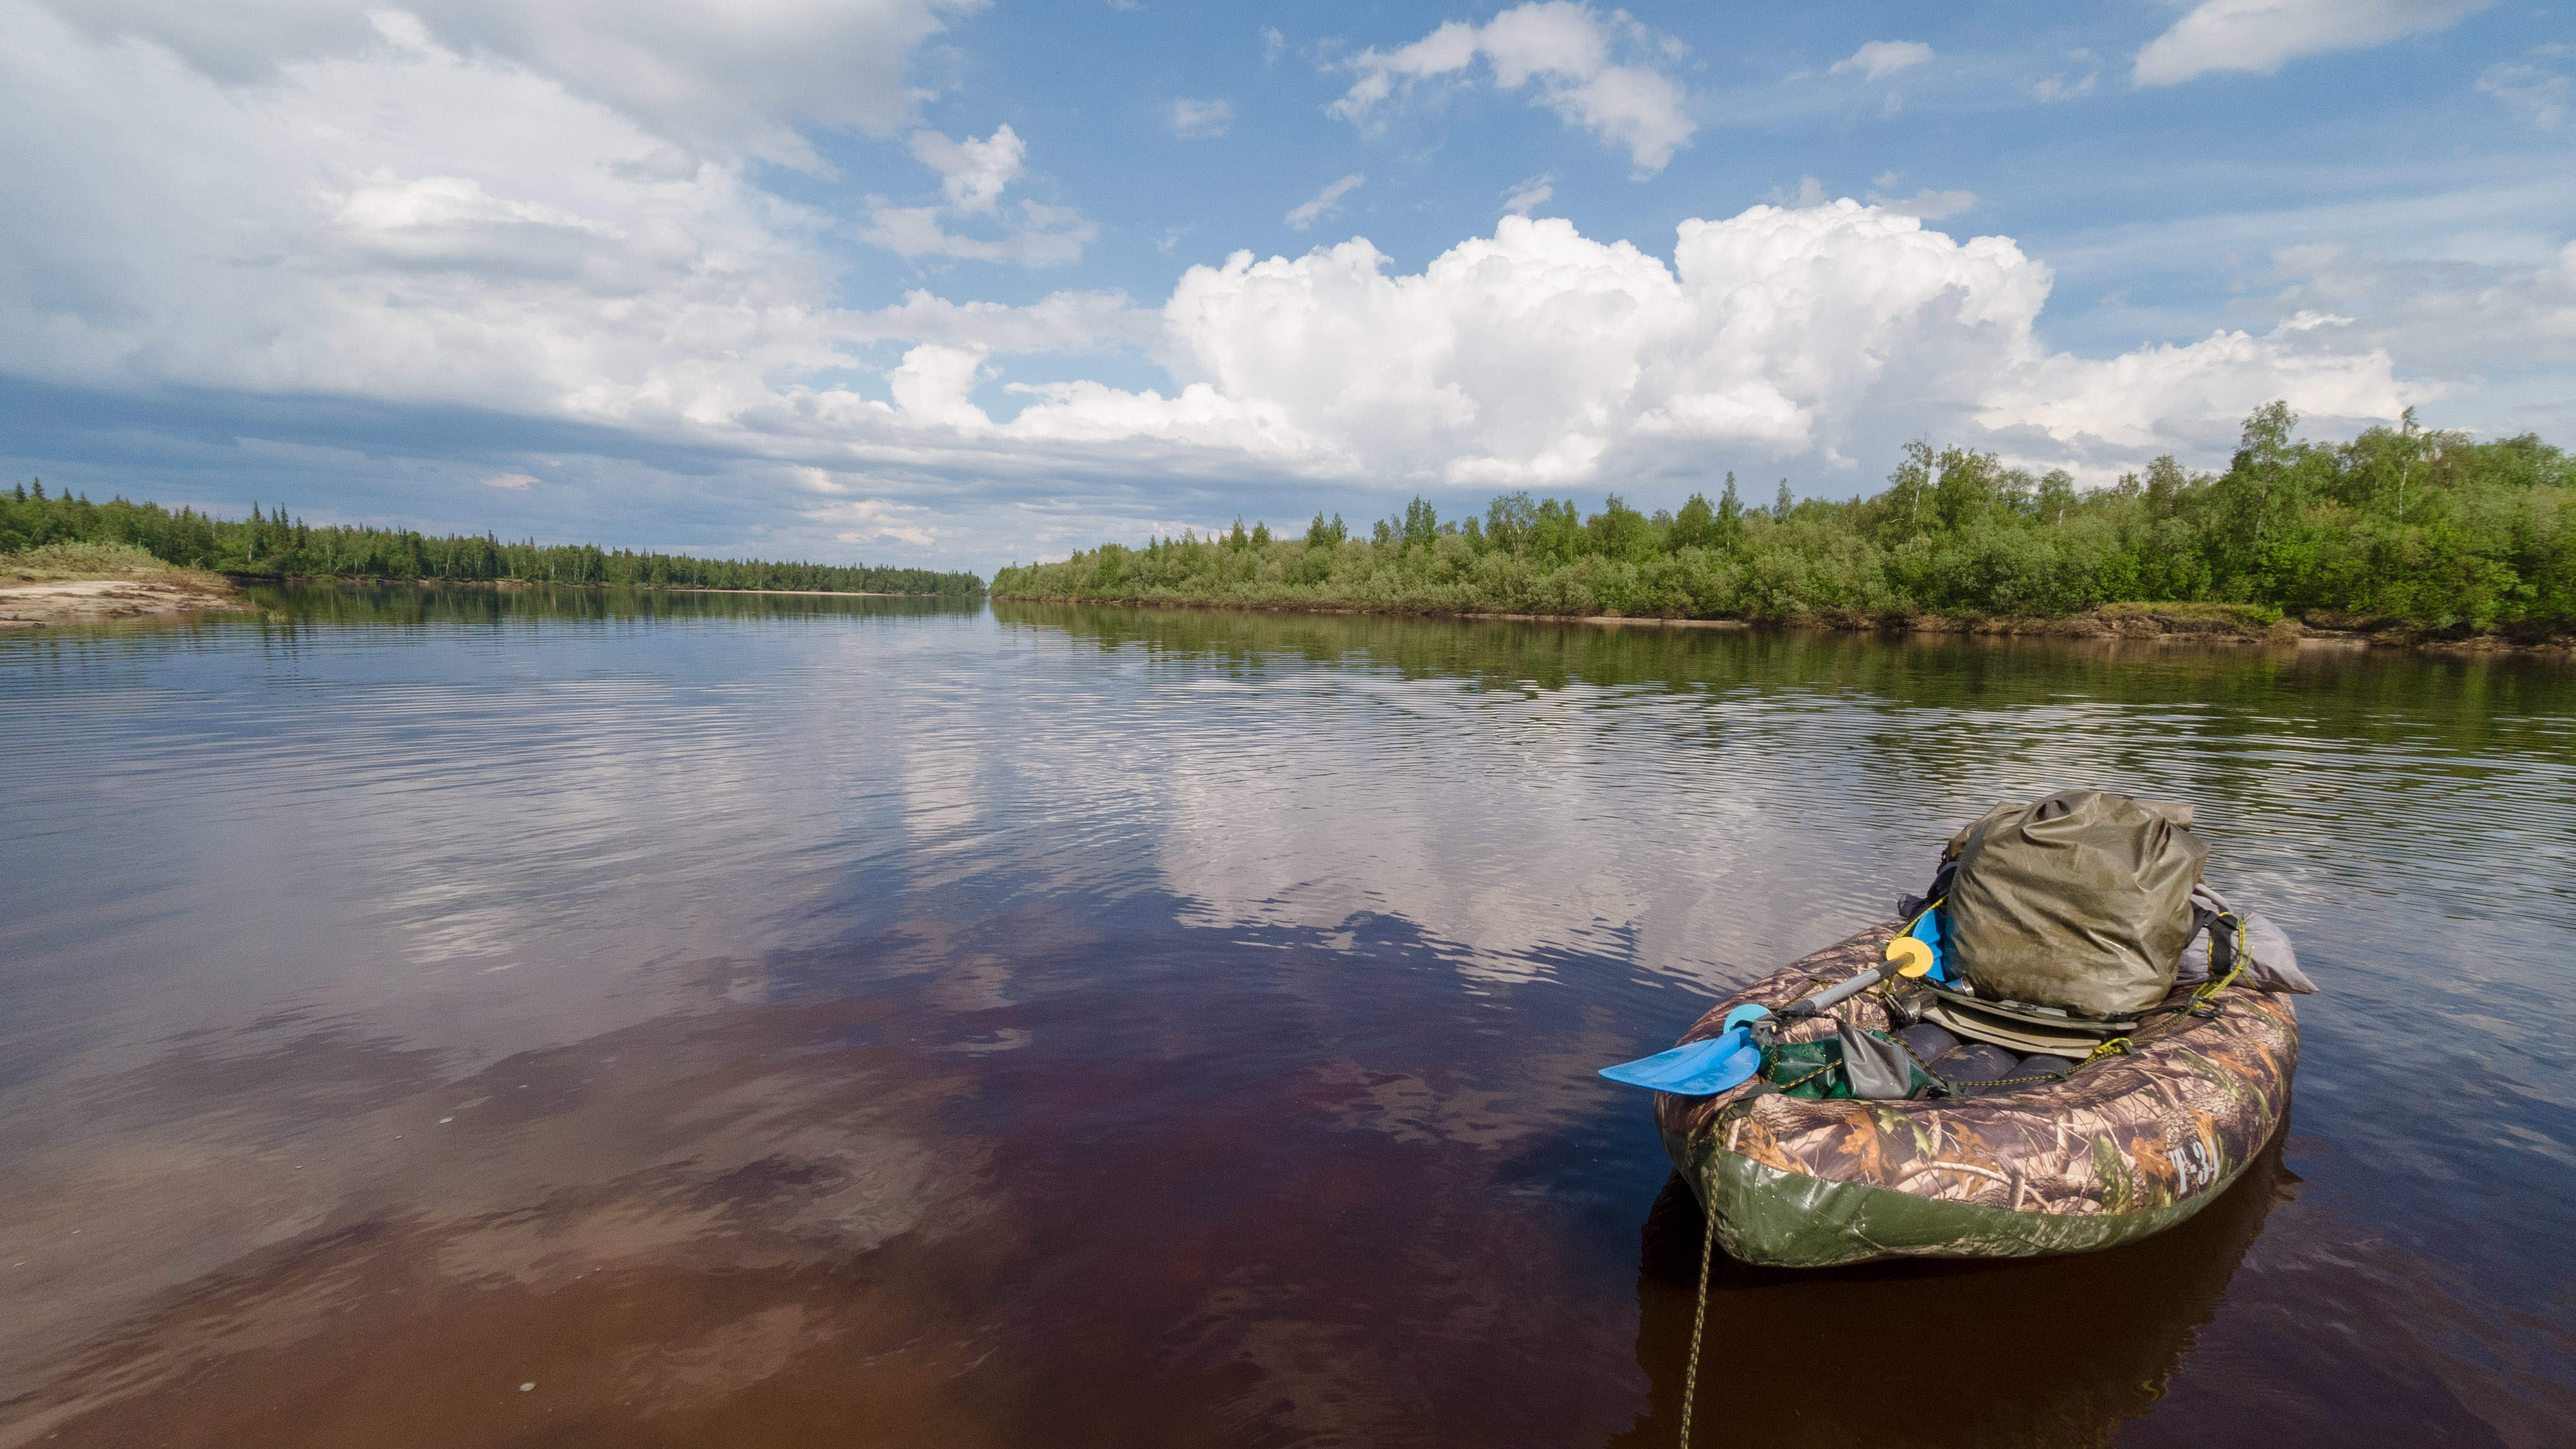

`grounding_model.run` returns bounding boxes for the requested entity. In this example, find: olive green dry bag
[1943,790,2206,1017]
